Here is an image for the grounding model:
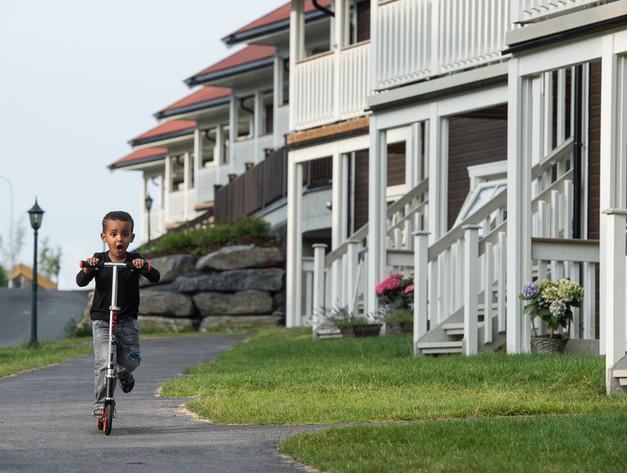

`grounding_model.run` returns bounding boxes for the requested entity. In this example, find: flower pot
[352,323,382,337]
[339,326,355,338]
[386,321,413,335]
[532,335,568,354]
